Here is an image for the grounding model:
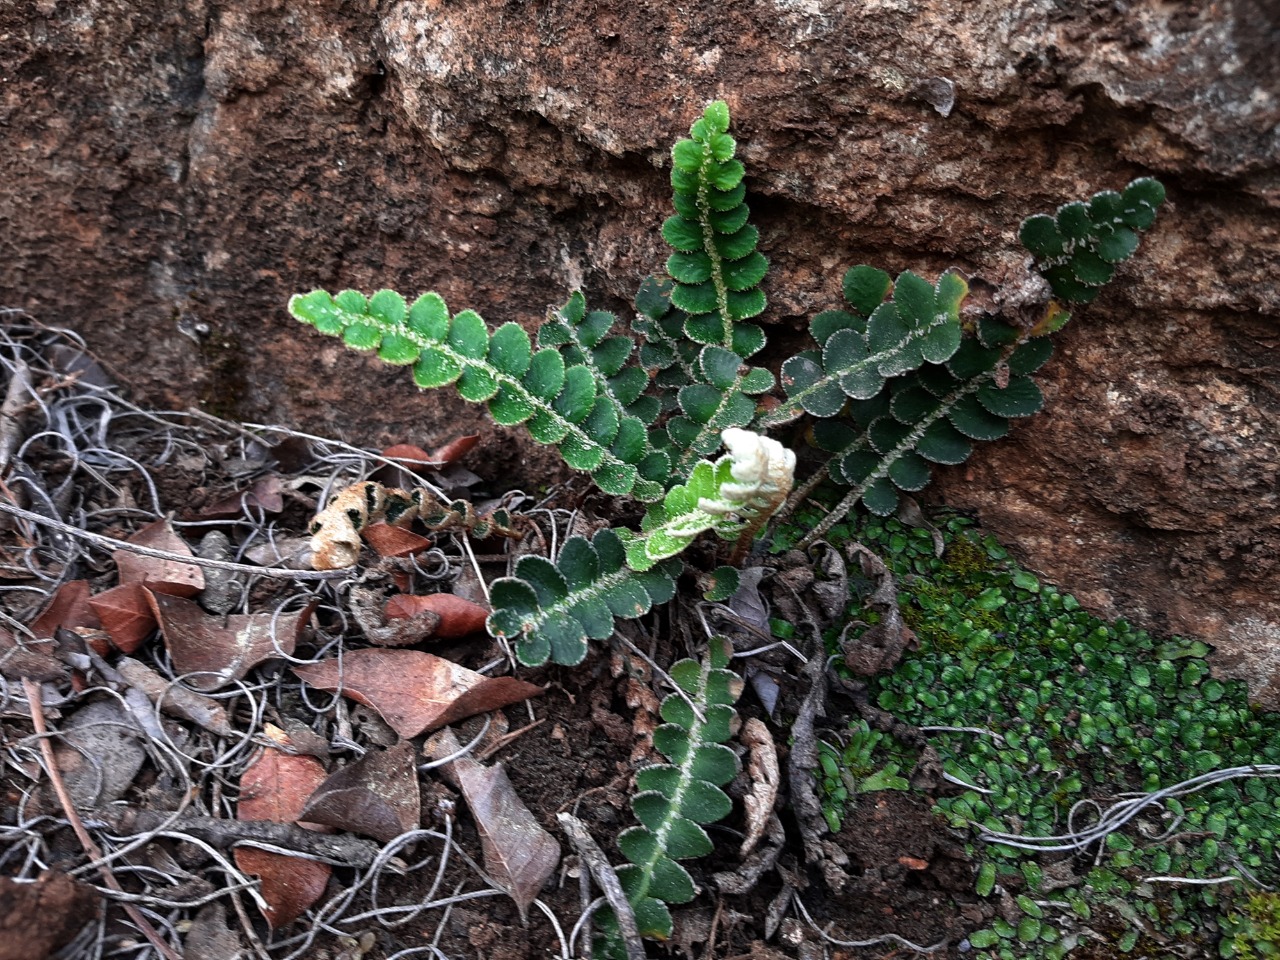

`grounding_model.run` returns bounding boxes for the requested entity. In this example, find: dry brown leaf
[384,593,490,639]
[300,740,420,843]
[113,517,205,598]
[29,580,101,638]
[380,443,436,468]
[372,444,437,489]
[194,475,285,520]
[0,630,66,683]
[362,522,432,559]
[430,433,480,465]
[149,593,316,691]
[292,648,542,739]
[424,727,559,917]
[739,717,780,857]
[87,582,158,654]
[842,543,916,676]
[0,871,99,960]
[348,580,438,648]
[235,731,332,929]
